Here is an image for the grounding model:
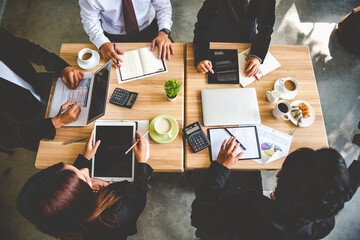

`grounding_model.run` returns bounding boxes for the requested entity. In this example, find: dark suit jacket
[0,27,69,120]
[73,155,153,240]
[193,0,275,66]
[191,161,360,240]
[0,111,56,151]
